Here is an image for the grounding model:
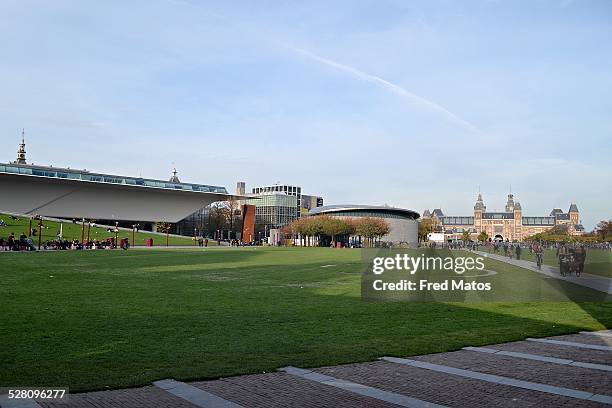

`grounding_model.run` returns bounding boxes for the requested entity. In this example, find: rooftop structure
[0,133,234,222]
[308,205,420,244]
[0,162,227,194]
[16,129,26,164]
[309,204,419,220]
